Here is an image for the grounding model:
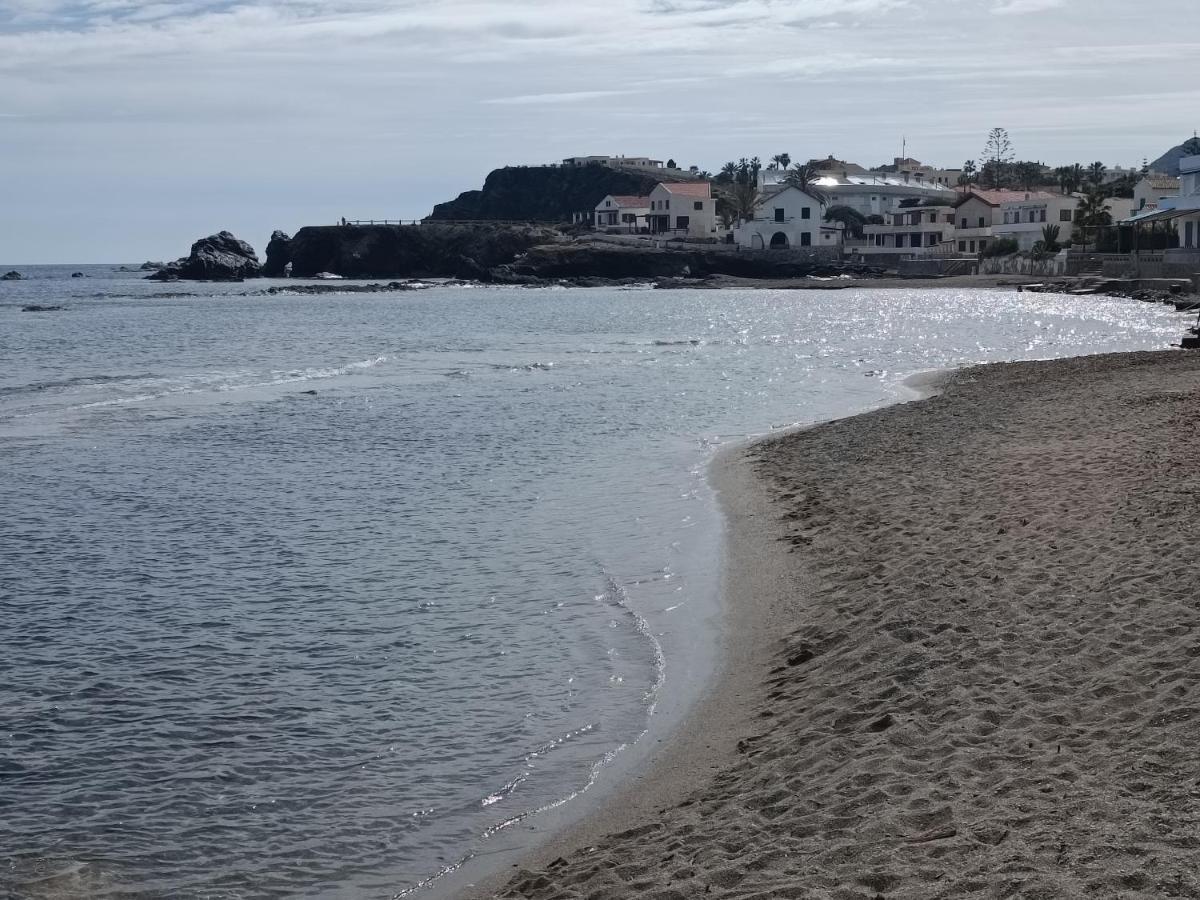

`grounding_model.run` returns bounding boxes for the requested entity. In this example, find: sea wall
[979,254,1067,277]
